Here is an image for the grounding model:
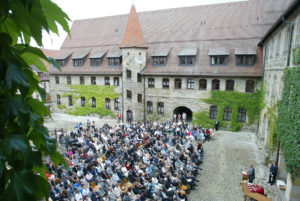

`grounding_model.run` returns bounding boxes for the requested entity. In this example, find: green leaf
[5,62,29,89]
